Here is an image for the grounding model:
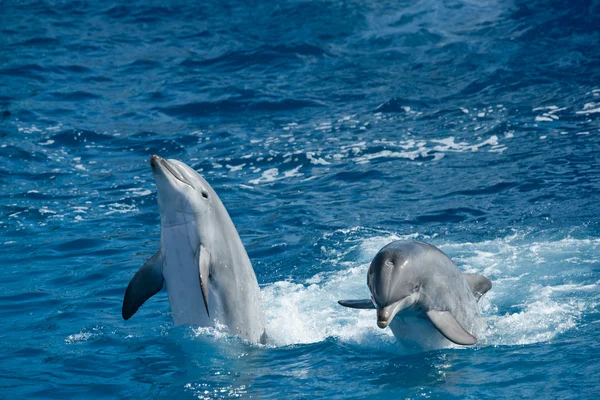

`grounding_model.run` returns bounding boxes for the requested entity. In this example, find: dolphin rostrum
[338,240,491,350]
[122,155,267,343]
